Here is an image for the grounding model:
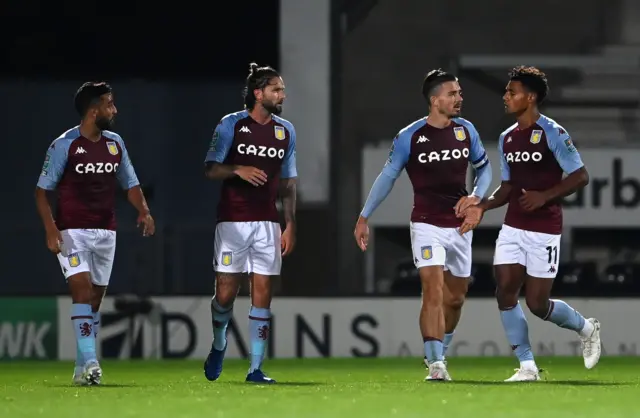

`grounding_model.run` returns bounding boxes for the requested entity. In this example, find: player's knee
[444,293,465,311]
[215,273,241,306]
[525,296,549,319]
[250,274,273,308]
[495,287,518,310]
[214,288,237,307]
[90,286,107,312]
